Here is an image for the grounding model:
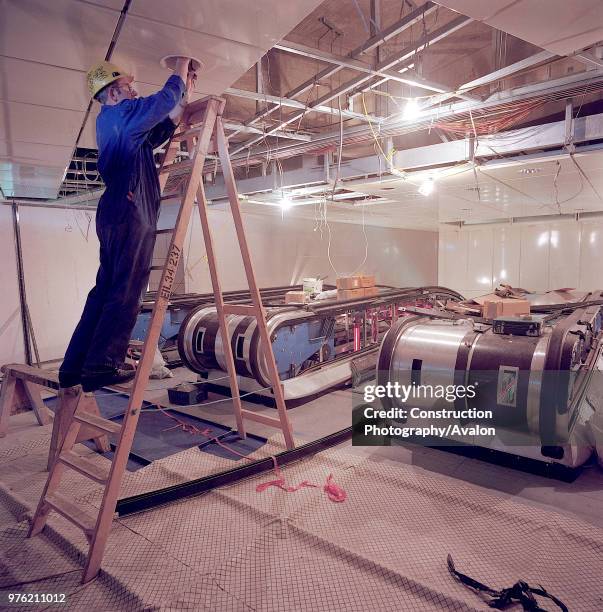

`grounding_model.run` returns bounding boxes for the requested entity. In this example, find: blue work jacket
[95,74,185,226]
